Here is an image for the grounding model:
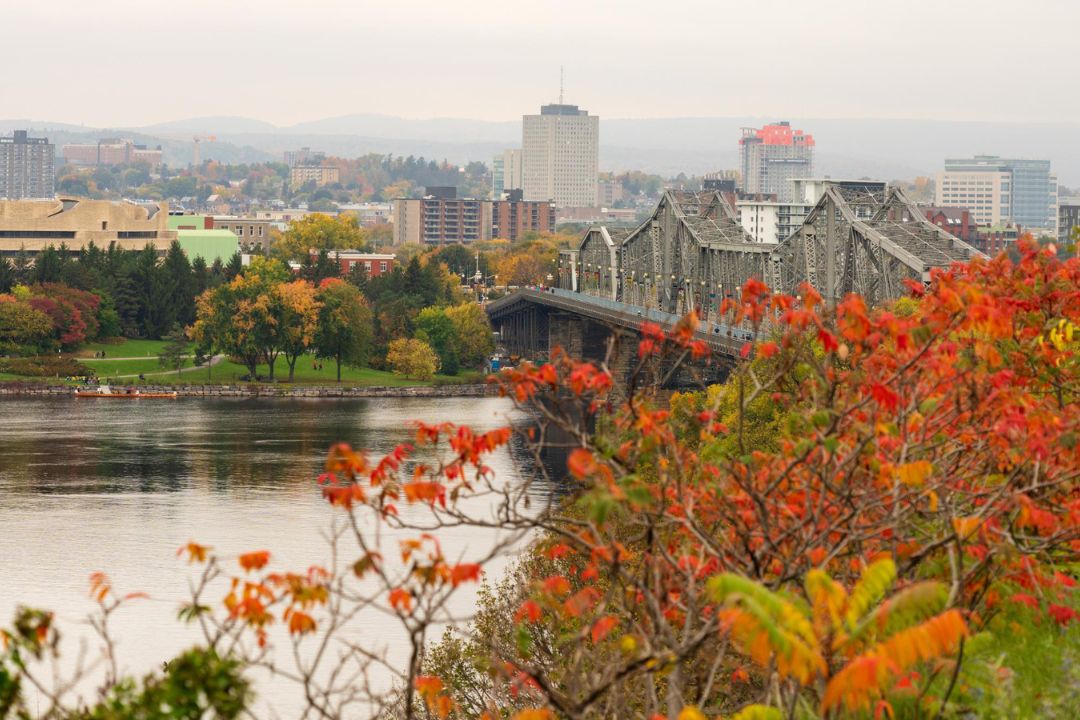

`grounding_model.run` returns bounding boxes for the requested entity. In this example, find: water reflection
[0,395,547,715]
